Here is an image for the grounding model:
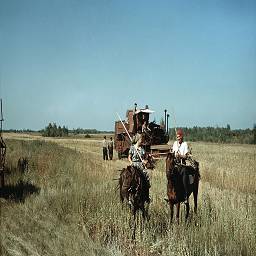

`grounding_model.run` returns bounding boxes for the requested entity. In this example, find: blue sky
[0,0,255,131]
